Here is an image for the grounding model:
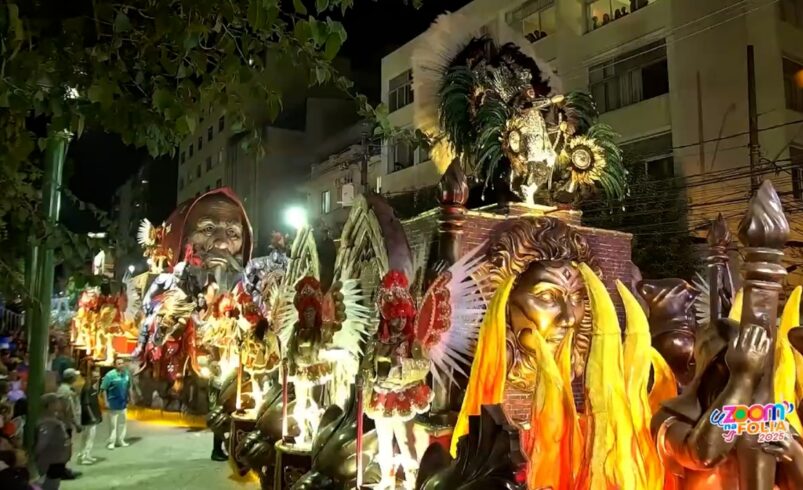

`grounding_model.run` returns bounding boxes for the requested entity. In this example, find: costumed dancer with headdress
[287,277,333,446]
[365,271,433,490]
